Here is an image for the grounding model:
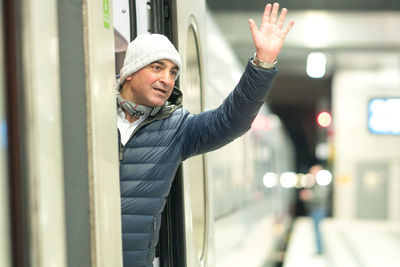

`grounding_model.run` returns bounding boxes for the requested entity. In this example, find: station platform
[283,217,400,267]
